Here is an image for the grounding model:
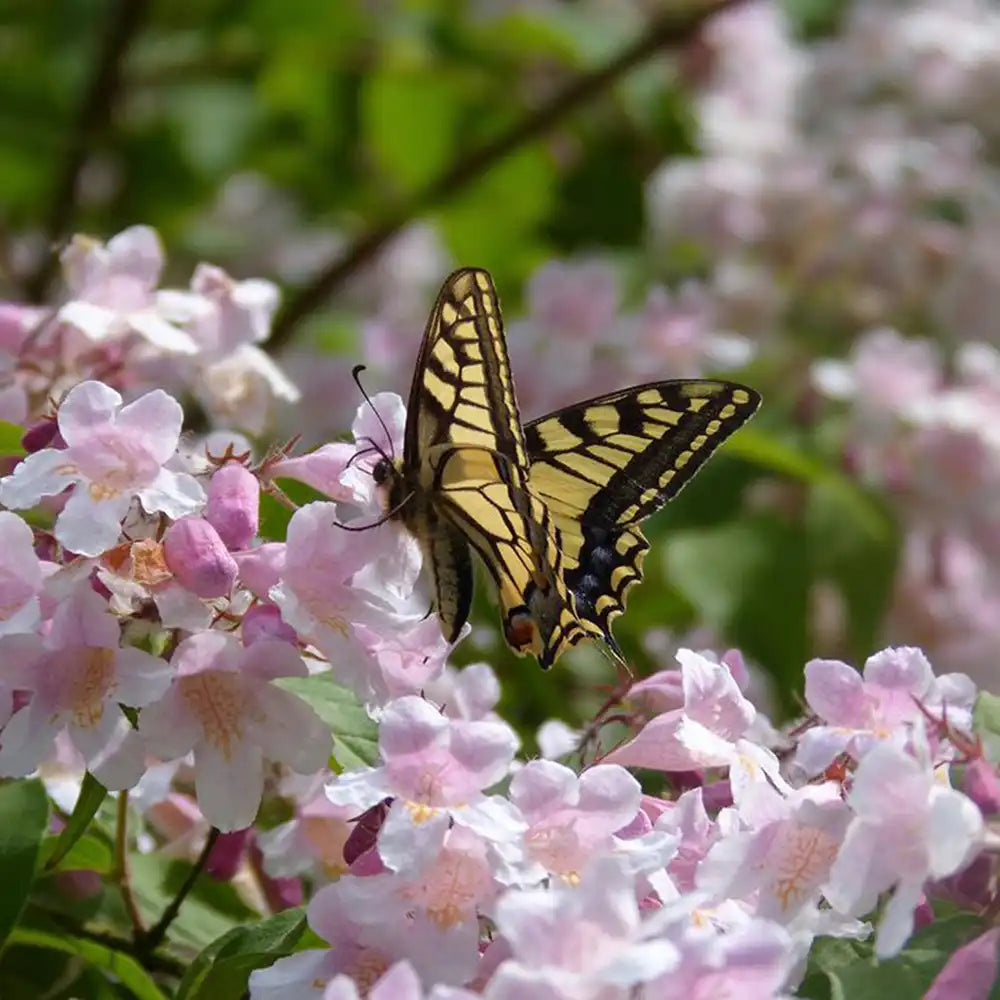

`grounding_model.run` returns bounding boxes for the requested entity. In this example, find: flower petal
[55,488,132,557]
[195,739,264,832]
[114,646,174,707]
[116,389,184,465]
[0,449,78,509]
[138,686,202,760]
[250,684,331,773]
[58,381,123,447]
[138,468,206,520]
